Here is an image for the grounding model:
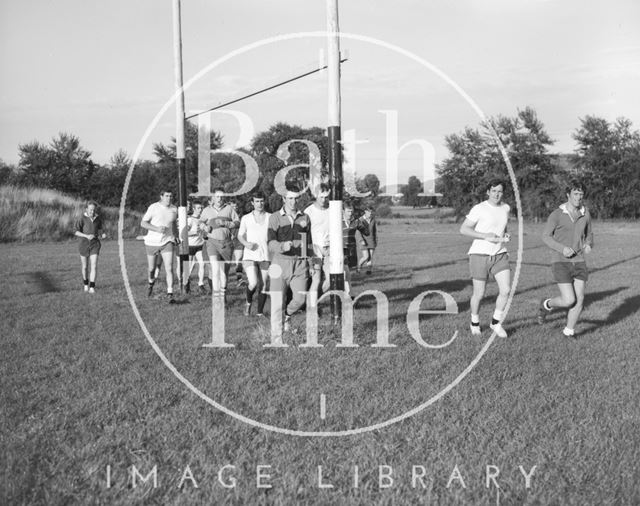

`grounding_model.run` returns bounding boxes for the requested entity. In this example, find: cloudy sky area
[1,0,639,185]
